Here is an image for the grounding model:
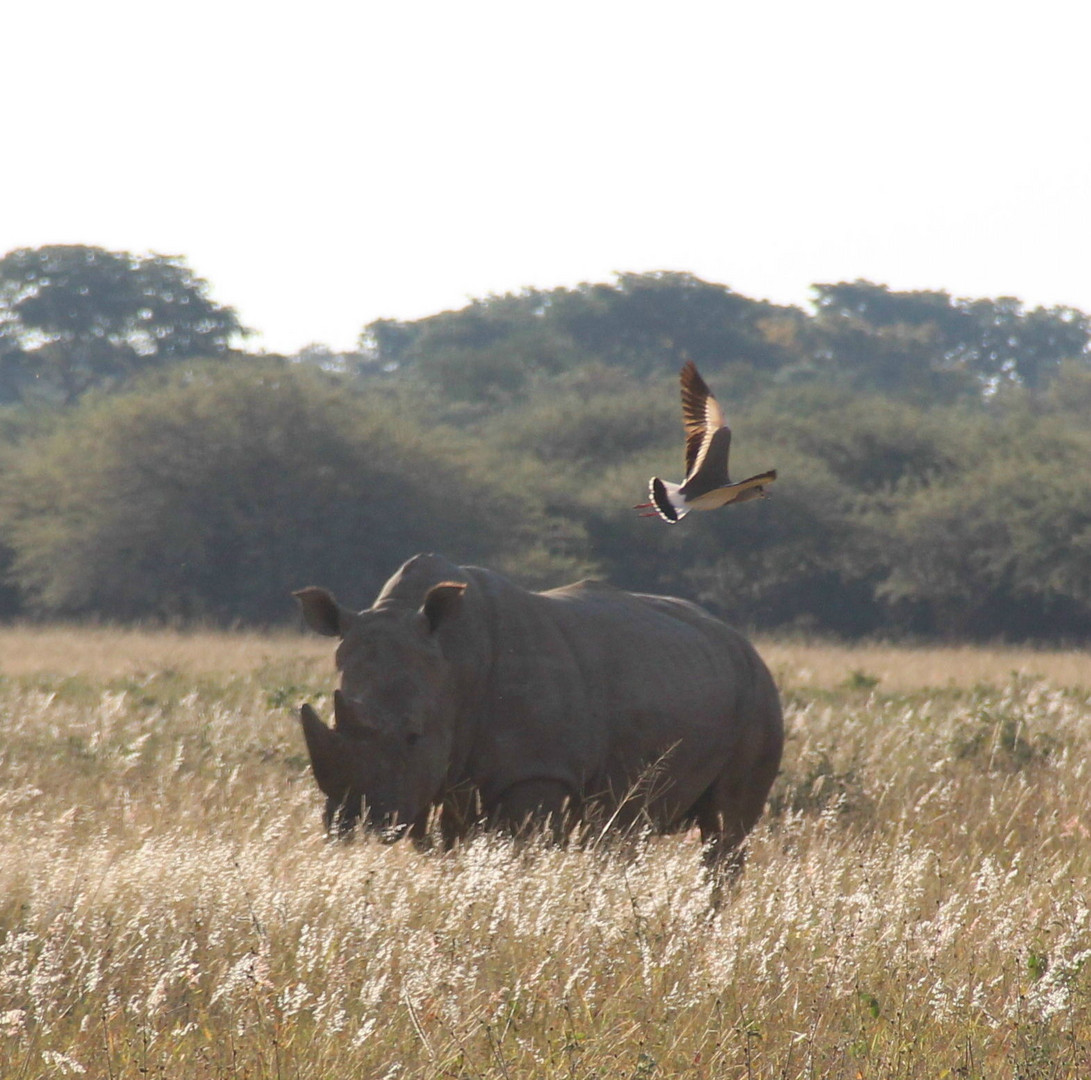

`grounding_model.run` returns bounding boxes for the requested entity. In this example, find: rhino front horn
[300,703,351,799]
